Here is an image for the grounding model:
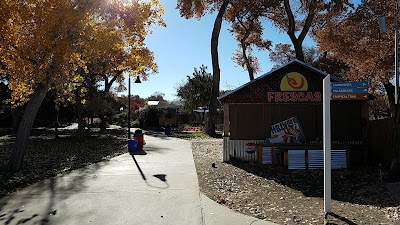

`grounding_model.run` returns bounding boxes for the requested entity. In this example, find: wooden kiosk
[219,60,369,169]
